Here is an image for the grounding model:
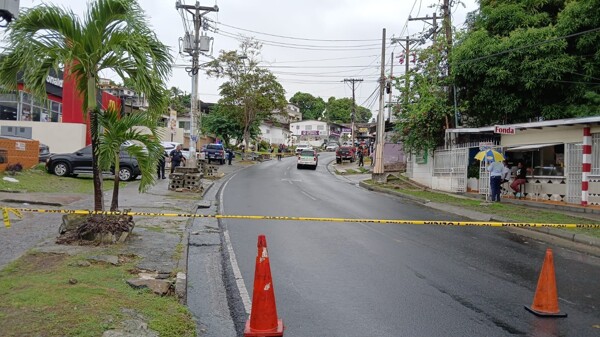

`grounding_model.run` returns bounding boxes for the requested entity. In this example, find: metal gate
[451,148,468,192]
[566,143,582,204]
[433,148,468,193]
[478,147,503,198]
